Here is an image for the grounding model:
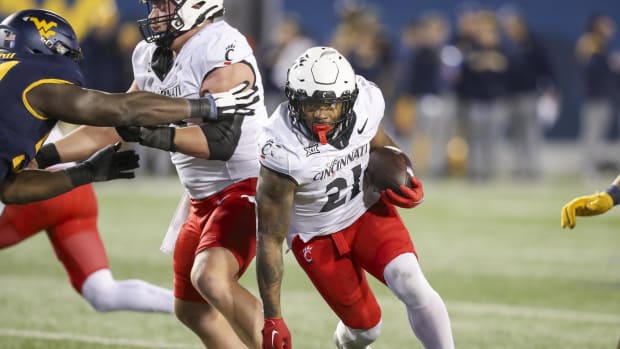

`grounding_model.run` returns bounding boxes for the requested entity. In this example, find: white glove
[211,81,259,118]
